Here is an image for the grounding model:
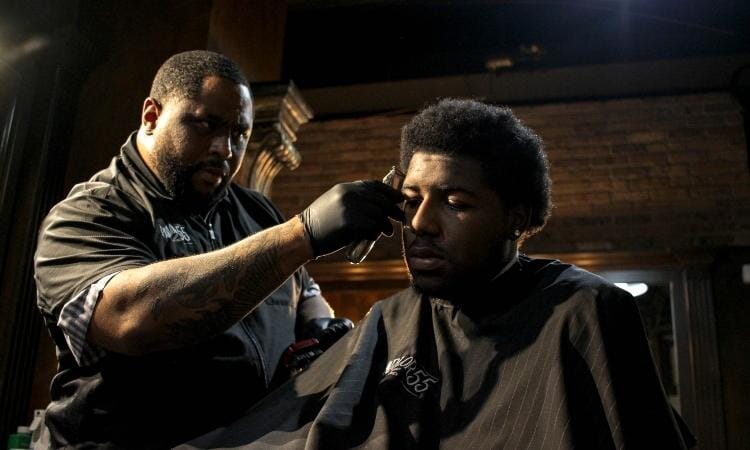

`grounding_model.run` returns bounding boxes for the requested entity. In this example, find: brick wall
[272,92,750,258]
